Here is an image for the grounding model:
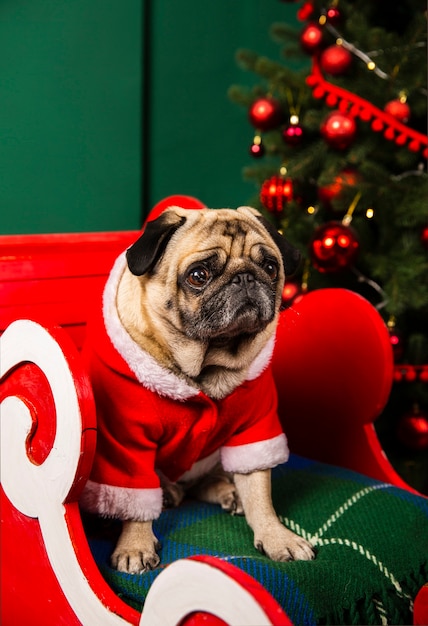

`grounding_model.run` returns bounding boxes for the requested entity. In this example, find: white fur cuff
[220,433,289,474]
[80,480,163,521]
